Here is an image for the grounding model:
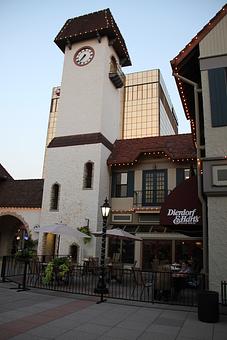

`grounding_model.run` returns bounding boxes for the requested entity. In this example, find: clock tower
[39,9,131,259]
